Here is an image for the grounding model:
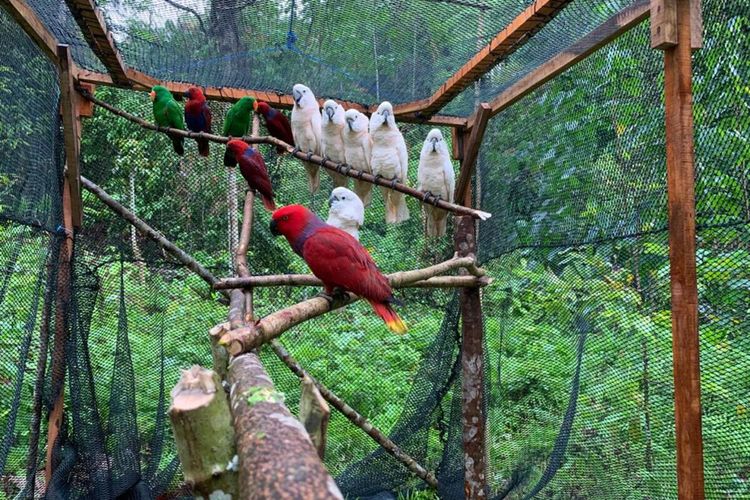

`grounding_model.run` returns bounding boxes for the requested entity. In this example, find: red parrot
[254,101,294,154]
[183,87,212,157]
[227,139,276,211]
[270,205,407,334]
